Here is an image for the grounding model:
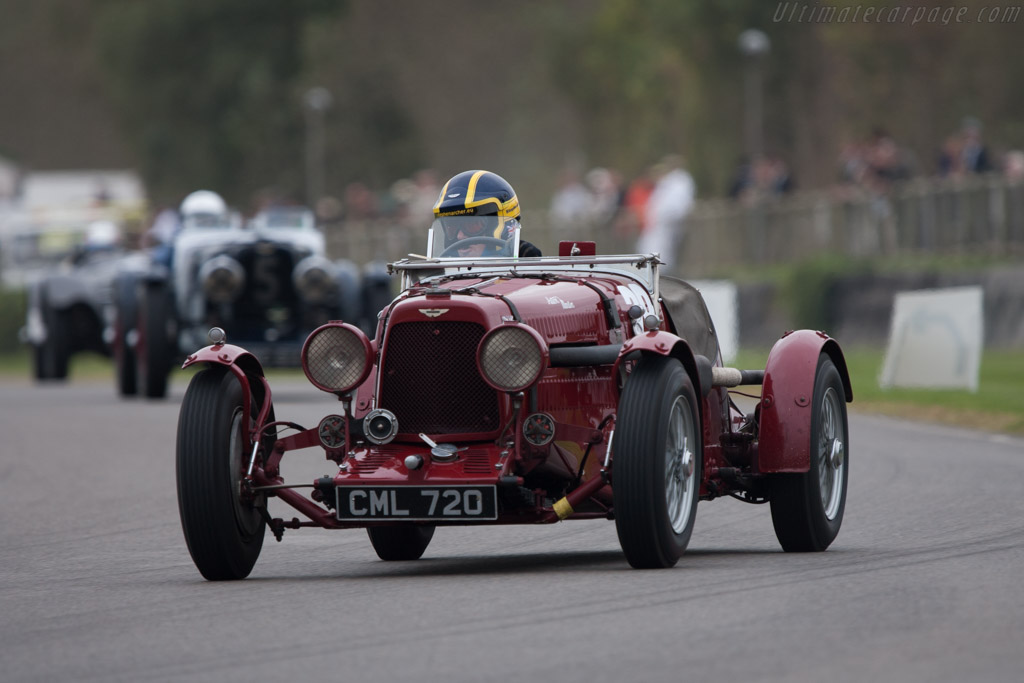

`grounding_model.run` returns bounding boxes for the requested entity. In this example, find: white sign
[880,286,983,392]
[689,280,738,363]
